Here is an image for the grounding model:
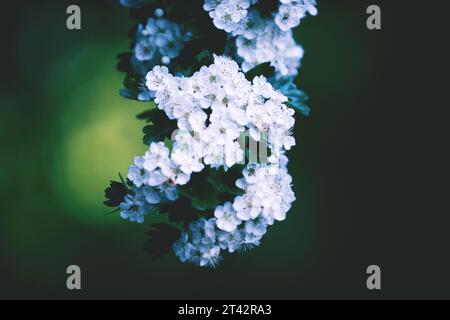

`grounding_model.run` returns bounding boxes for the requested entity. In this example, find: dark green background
[0,0,448,299]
